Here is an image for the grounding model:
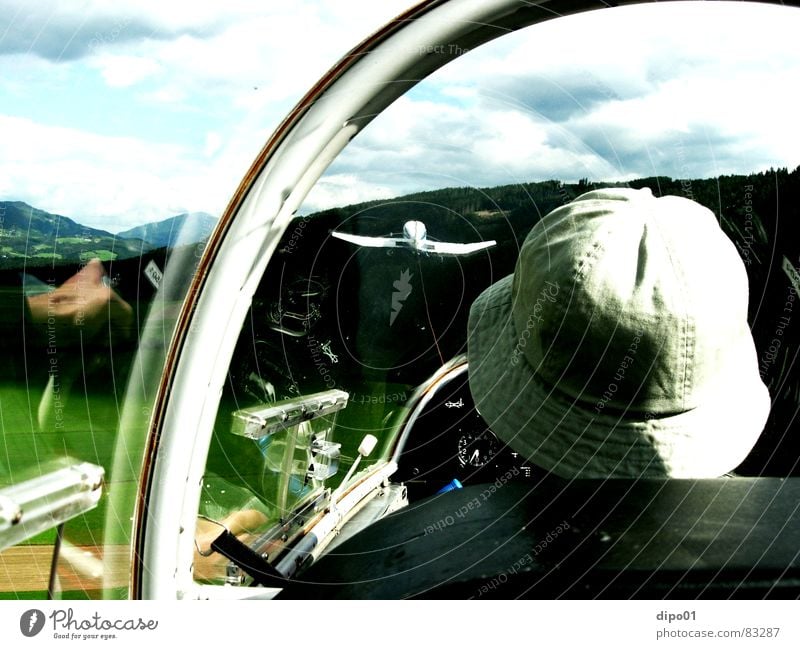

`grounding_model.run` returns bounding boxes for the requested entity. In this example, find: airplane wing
[420,240,497,255]
[331,231,403,248]
[332,228,496,256]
